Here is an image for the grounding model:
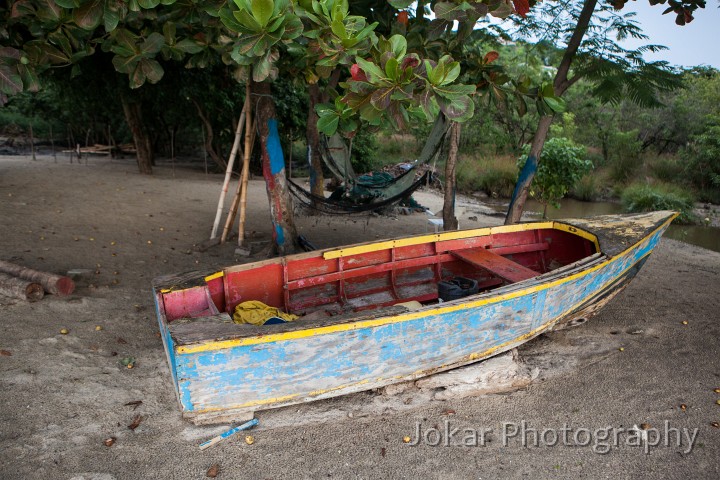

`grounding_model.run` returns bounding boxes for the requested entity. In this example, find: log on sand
[0,272,44,302]
[0,260,75,295]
